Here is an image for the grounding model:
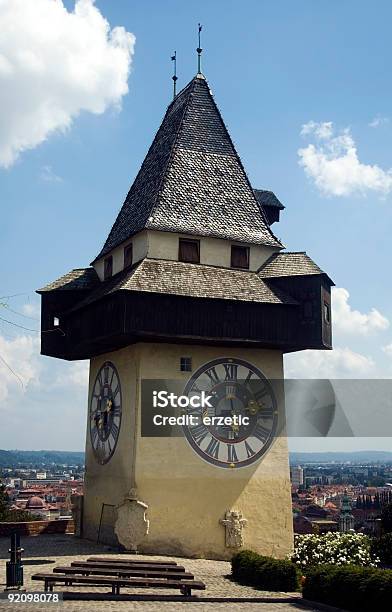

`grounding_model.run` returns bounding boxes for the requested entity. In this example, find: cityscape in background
[1,449,392,536]
[0,451,84,524]
[290,454,392,537]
